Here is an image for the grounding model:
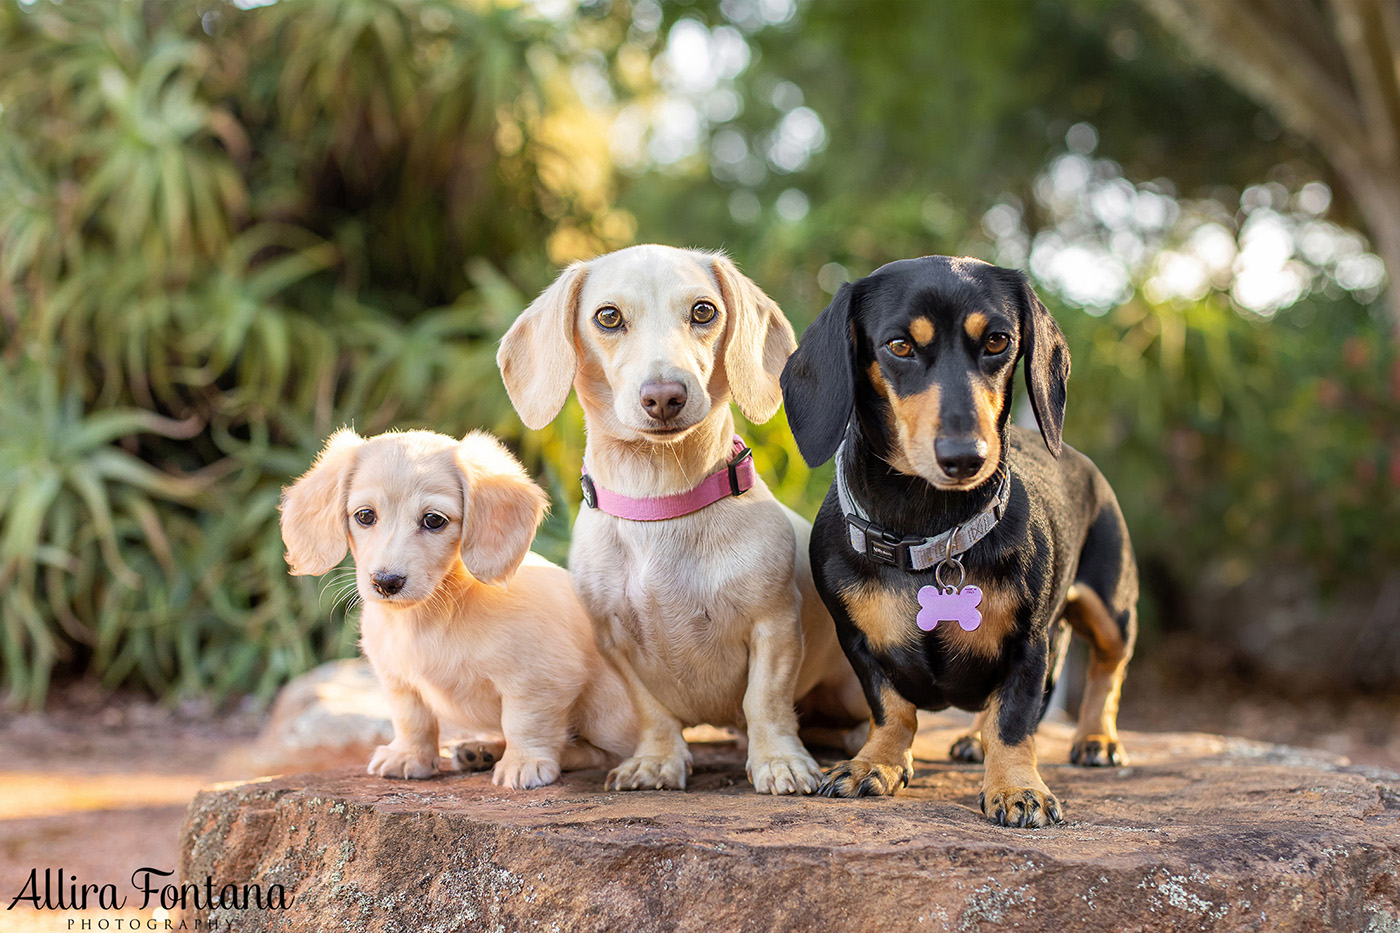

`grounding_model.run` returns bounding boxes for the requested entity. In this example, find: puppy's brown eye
[421,512,447,531]
[887,339,914,358]
[595,306,623,329]
[354,508,376,527]
[984,332,1011,355]
[691,300,717,325]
